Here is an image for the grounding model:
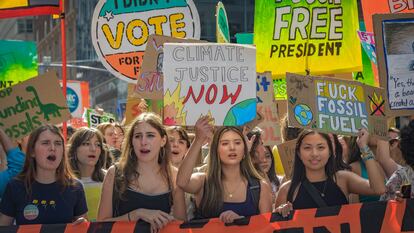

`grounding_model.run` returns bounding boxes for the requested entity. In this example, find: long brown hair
[67,127,106,182]
[199,126,263,218]
[115,112,172,200]
[17,124,77,196]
